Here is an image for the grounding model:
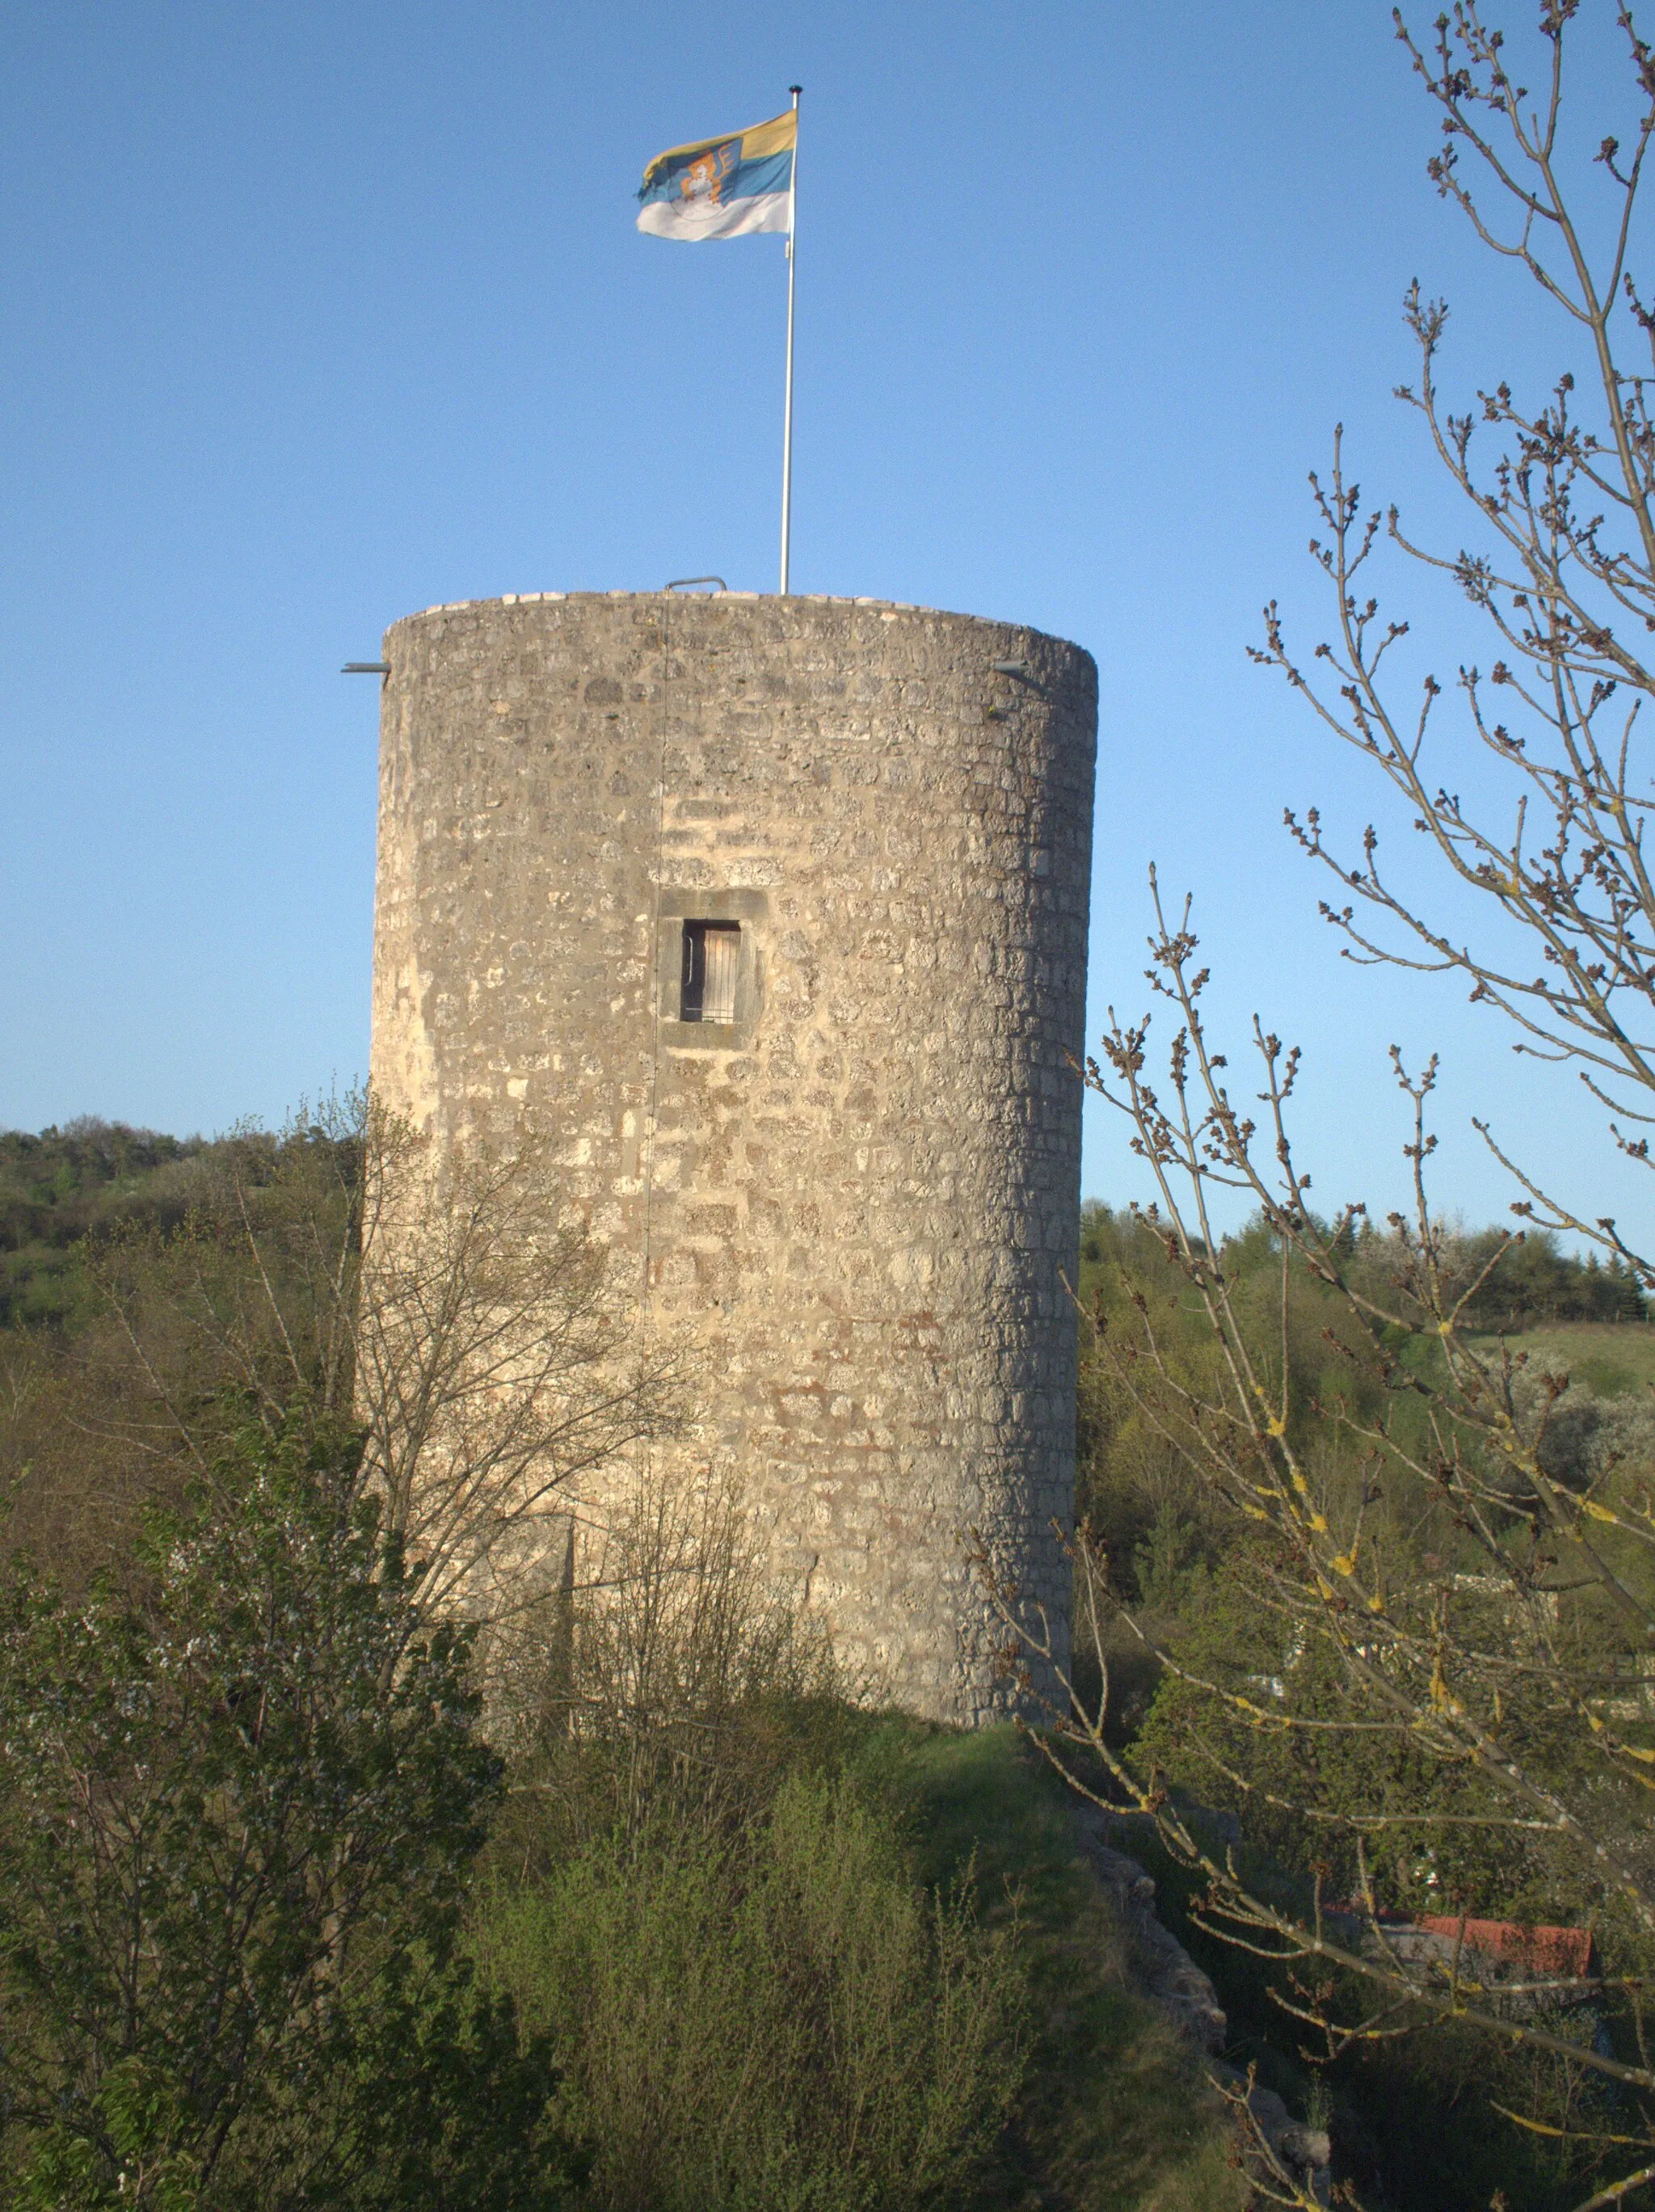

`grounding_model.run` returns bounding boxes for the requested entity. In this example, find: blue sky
[2,0,1650,1244]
